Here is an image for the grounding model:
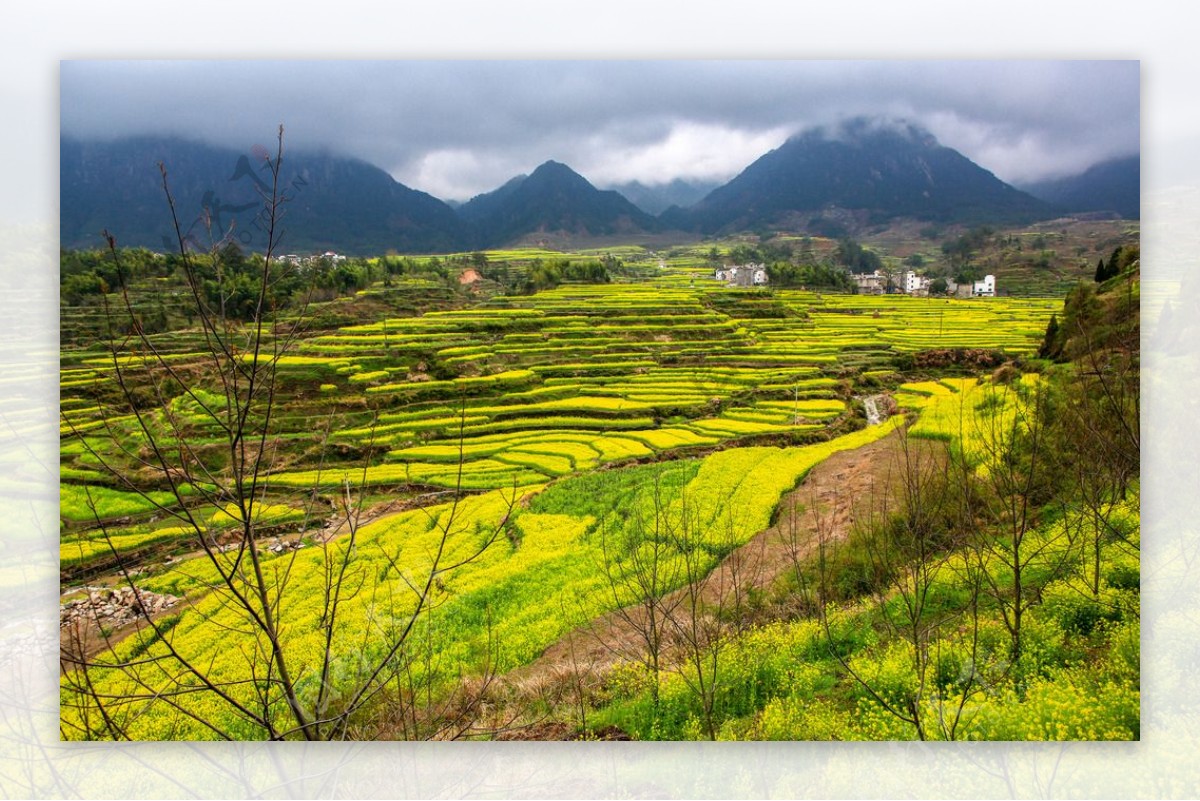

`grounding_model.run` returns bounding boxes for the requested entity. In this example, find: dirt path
[494,427,943,732]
